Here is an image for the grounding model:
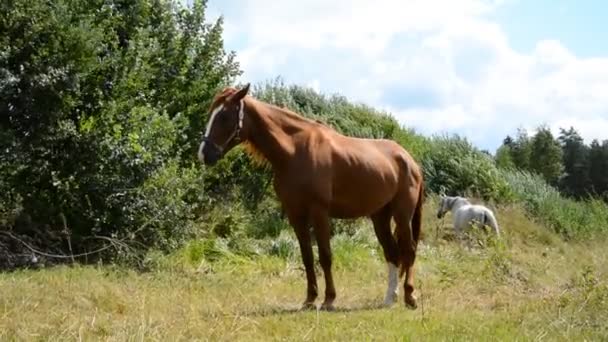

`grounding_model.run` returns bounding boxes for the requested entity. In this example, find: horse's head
[436,196,453,219]
[437,196,469,218]
[198,83,251,166]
